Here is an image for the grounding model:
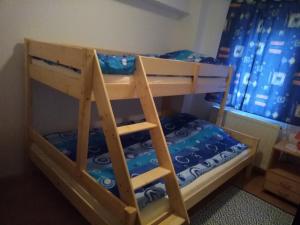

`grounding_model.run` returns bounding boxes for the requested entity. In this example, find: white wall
[0,0,204,177]
[194,0,230,57]
[182,0,230,119]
